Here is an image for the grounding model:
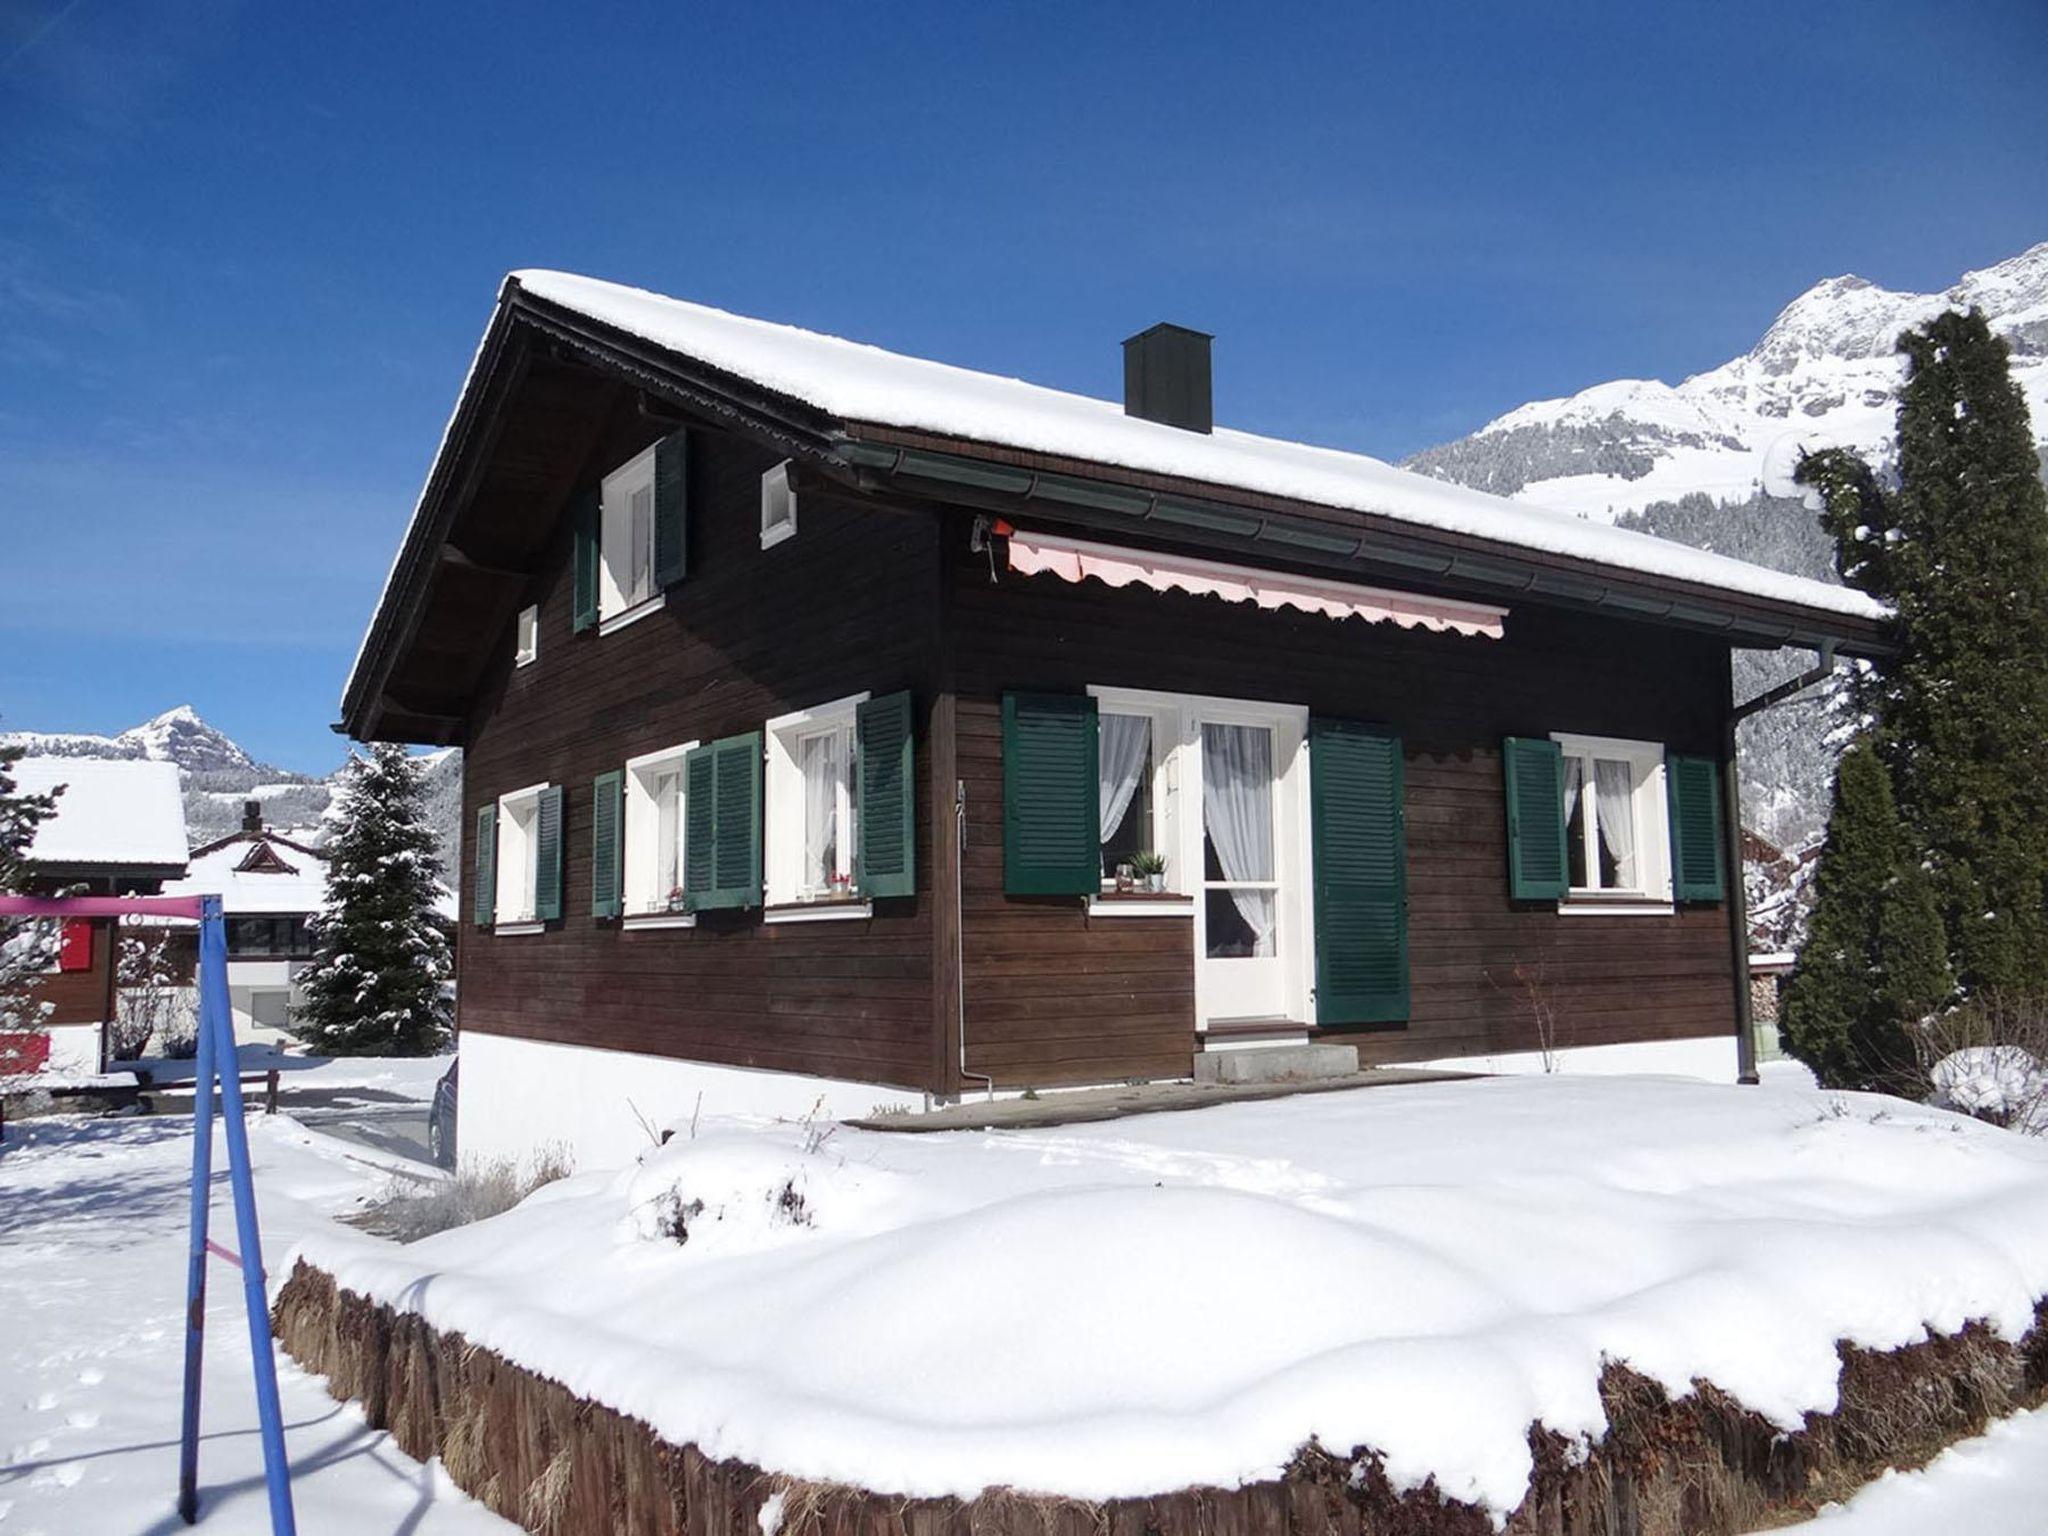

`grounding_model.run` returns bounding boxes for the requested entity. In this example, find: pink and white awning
[1004,529,1506,640]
